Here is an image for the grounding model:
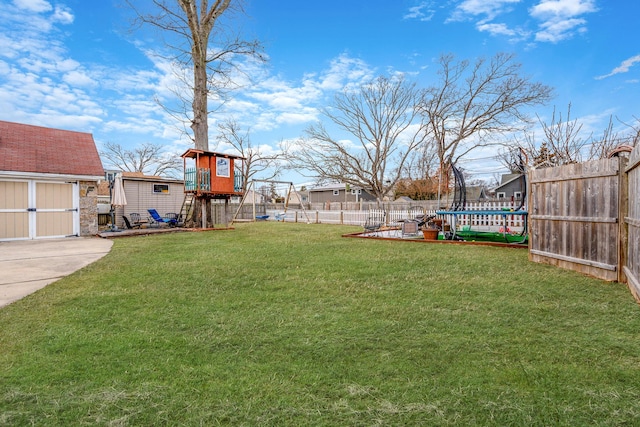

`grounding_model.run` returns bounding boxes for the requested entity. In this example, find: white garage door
[0,180,77,240]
